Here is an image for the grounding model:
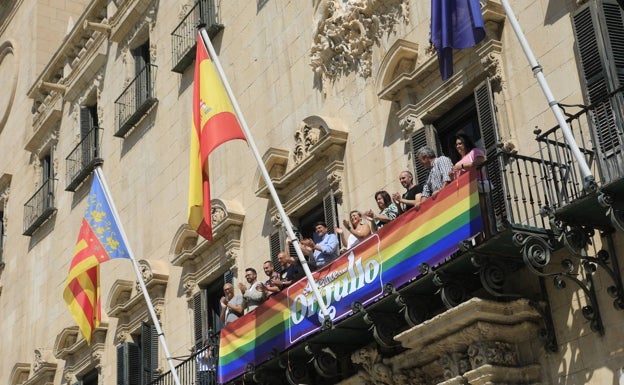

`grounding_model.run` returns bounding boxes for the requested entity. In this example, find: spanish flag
[188,32,246,241]
[64,169,131,344]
